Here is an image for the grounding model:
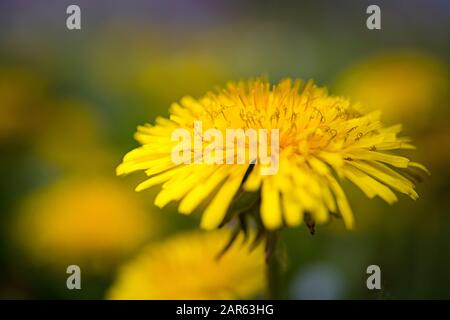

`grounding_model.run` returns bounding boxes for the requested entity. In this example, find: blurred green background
[0,0,449,299]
